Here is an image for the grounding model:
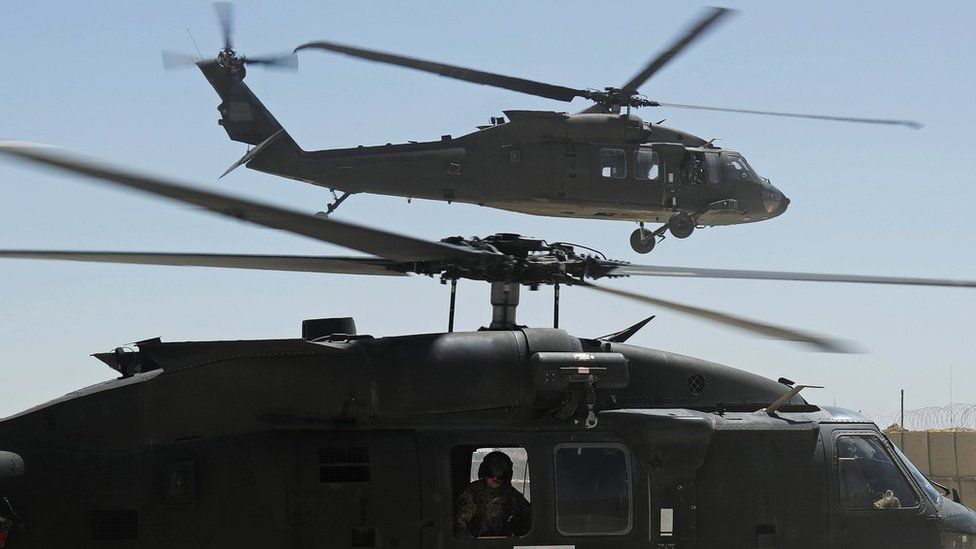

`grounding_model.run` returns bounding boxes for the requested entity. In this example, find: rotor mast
[489,281,521,330]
